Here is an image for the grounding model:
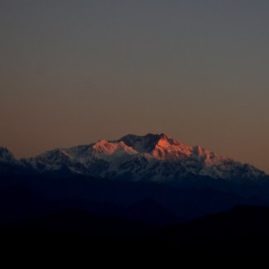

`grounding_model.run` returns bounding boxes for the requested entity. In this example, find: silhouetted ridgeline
[0,172,269,256]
